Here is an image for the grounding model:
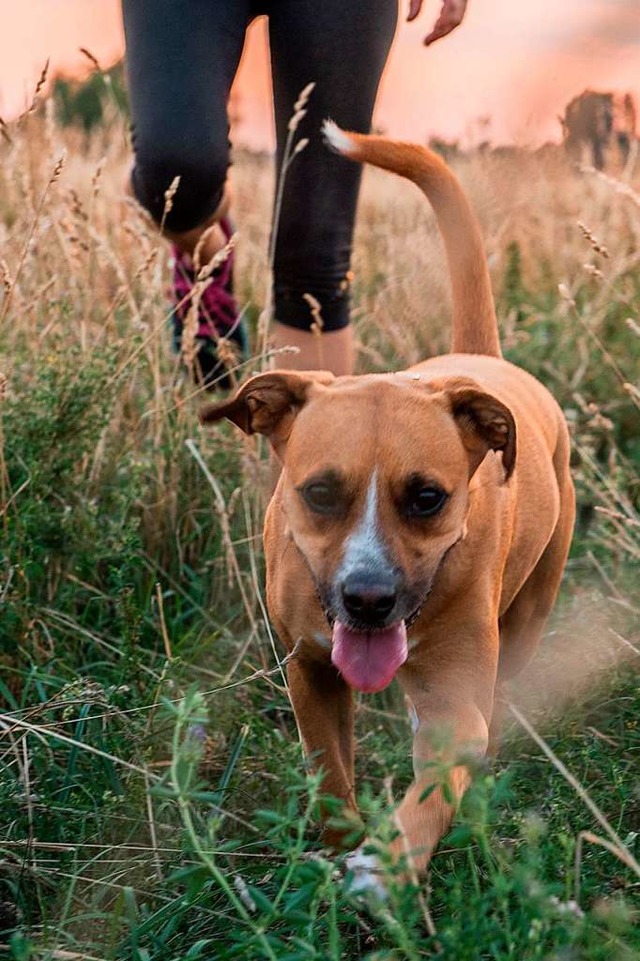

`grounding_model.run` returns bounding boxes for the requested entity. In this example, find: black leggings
[122,0,397,332]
